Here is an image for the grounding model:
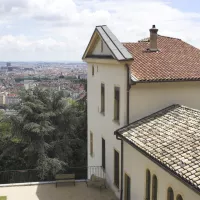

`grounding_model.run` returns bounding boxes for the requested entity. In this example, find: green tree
[0,87,87,179]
